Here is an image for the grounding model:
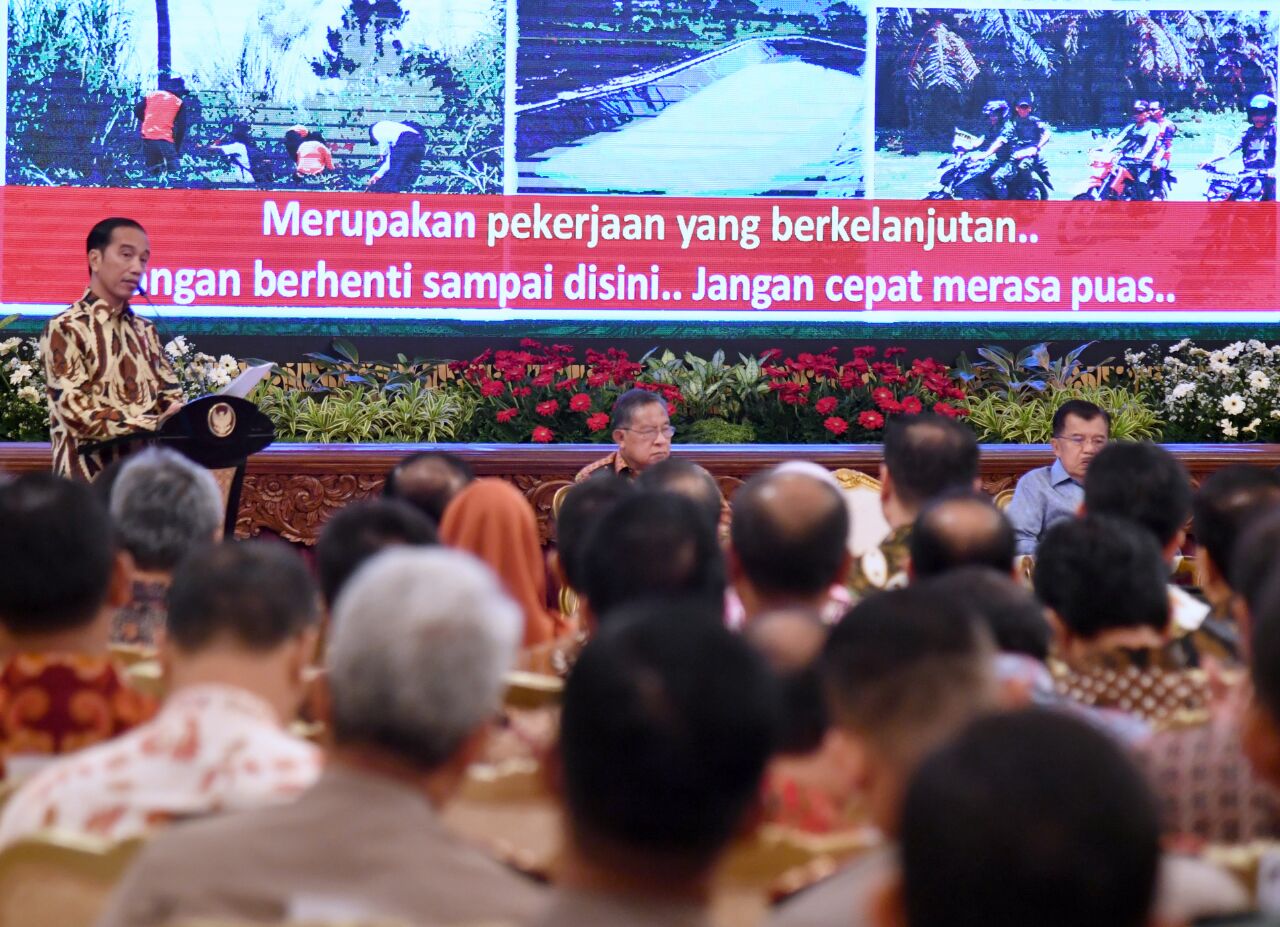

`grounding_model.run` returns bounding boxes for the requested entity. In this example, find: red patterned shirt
[0,652,157,778]
[0,684,320,846]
